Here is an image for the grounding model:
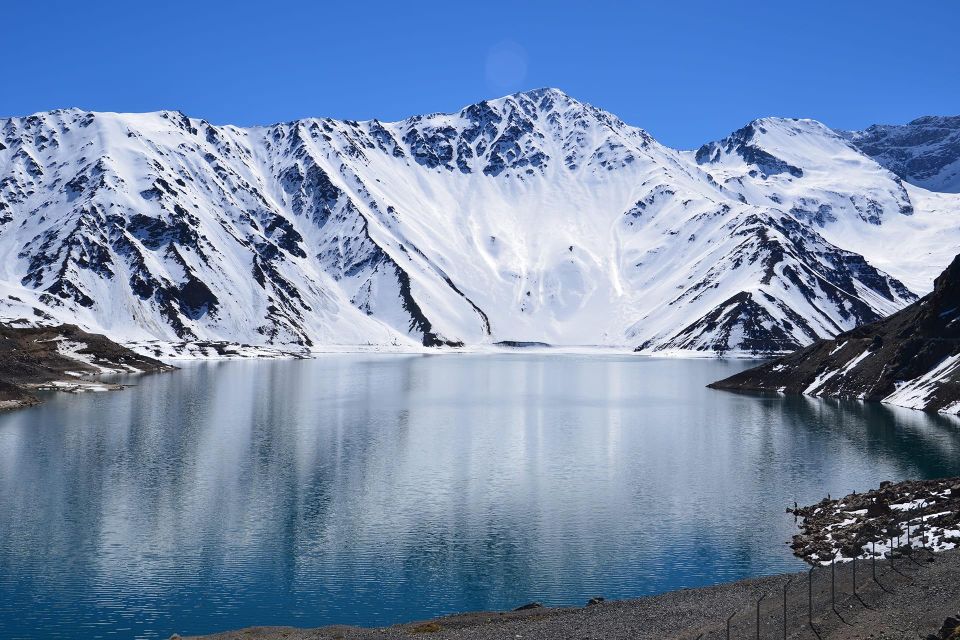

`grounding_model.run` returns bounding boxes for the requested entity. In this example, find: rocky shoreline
[0,323,174,410]
[788,476,960,564]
